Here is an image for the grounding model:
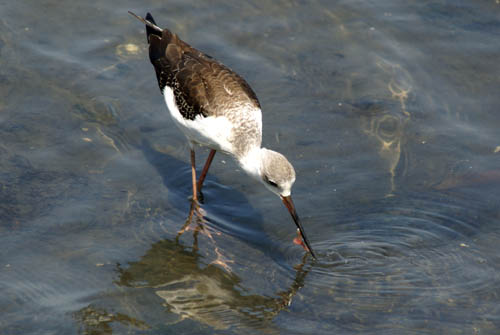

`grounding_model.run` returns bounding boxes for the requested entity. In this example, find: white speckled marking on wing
[163,86,234,153]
